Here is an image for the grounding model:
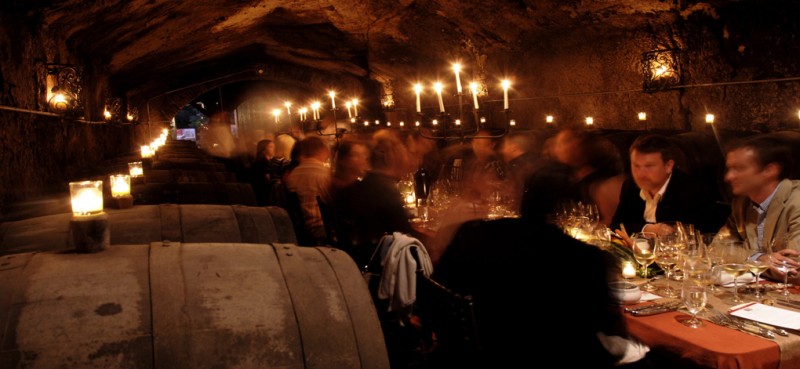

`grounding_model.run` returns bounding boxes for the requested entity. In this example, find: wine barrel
[0,205,298,256]
[0,243,389,368]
